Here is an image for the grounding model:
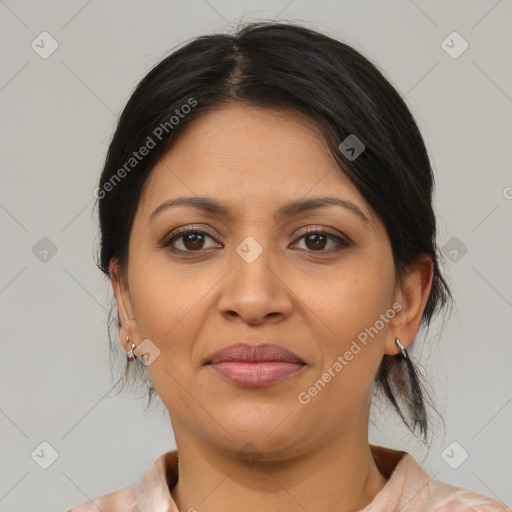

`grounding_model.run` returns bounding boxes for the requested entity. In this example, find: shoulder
[426,478,512,511]
[368,446,511,512]
[66,483,137,512]
[65,449,179,512]
[397,453,511,511]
